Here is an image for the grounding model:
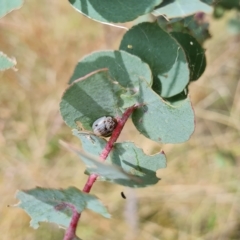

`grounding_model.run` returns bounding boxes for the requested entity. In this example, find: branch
[63,104,140,240]
[55,203,81,240]
[83,104,140,192]
[100,104,139,160]
[63,105,139,239]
